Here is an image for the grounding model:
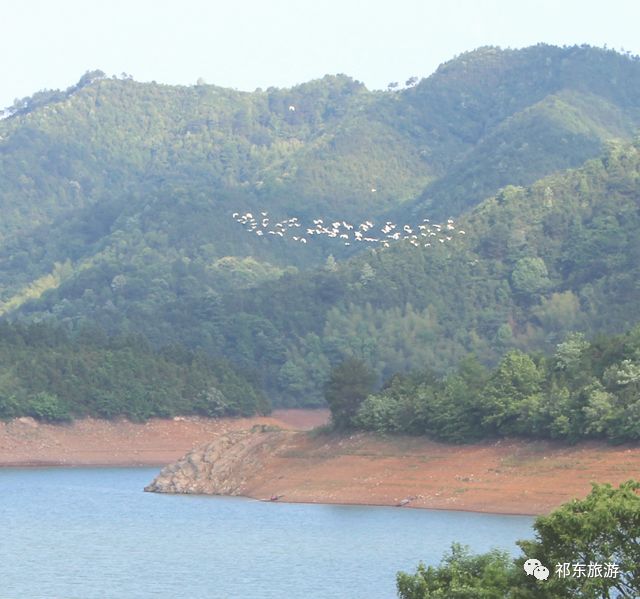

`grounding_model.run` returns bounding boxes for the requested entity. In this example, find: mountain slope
[209,139,640,404]
[393,45,640,220]
[2,45,640,306]
[1,46,640,408]
[13,138,640,407]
